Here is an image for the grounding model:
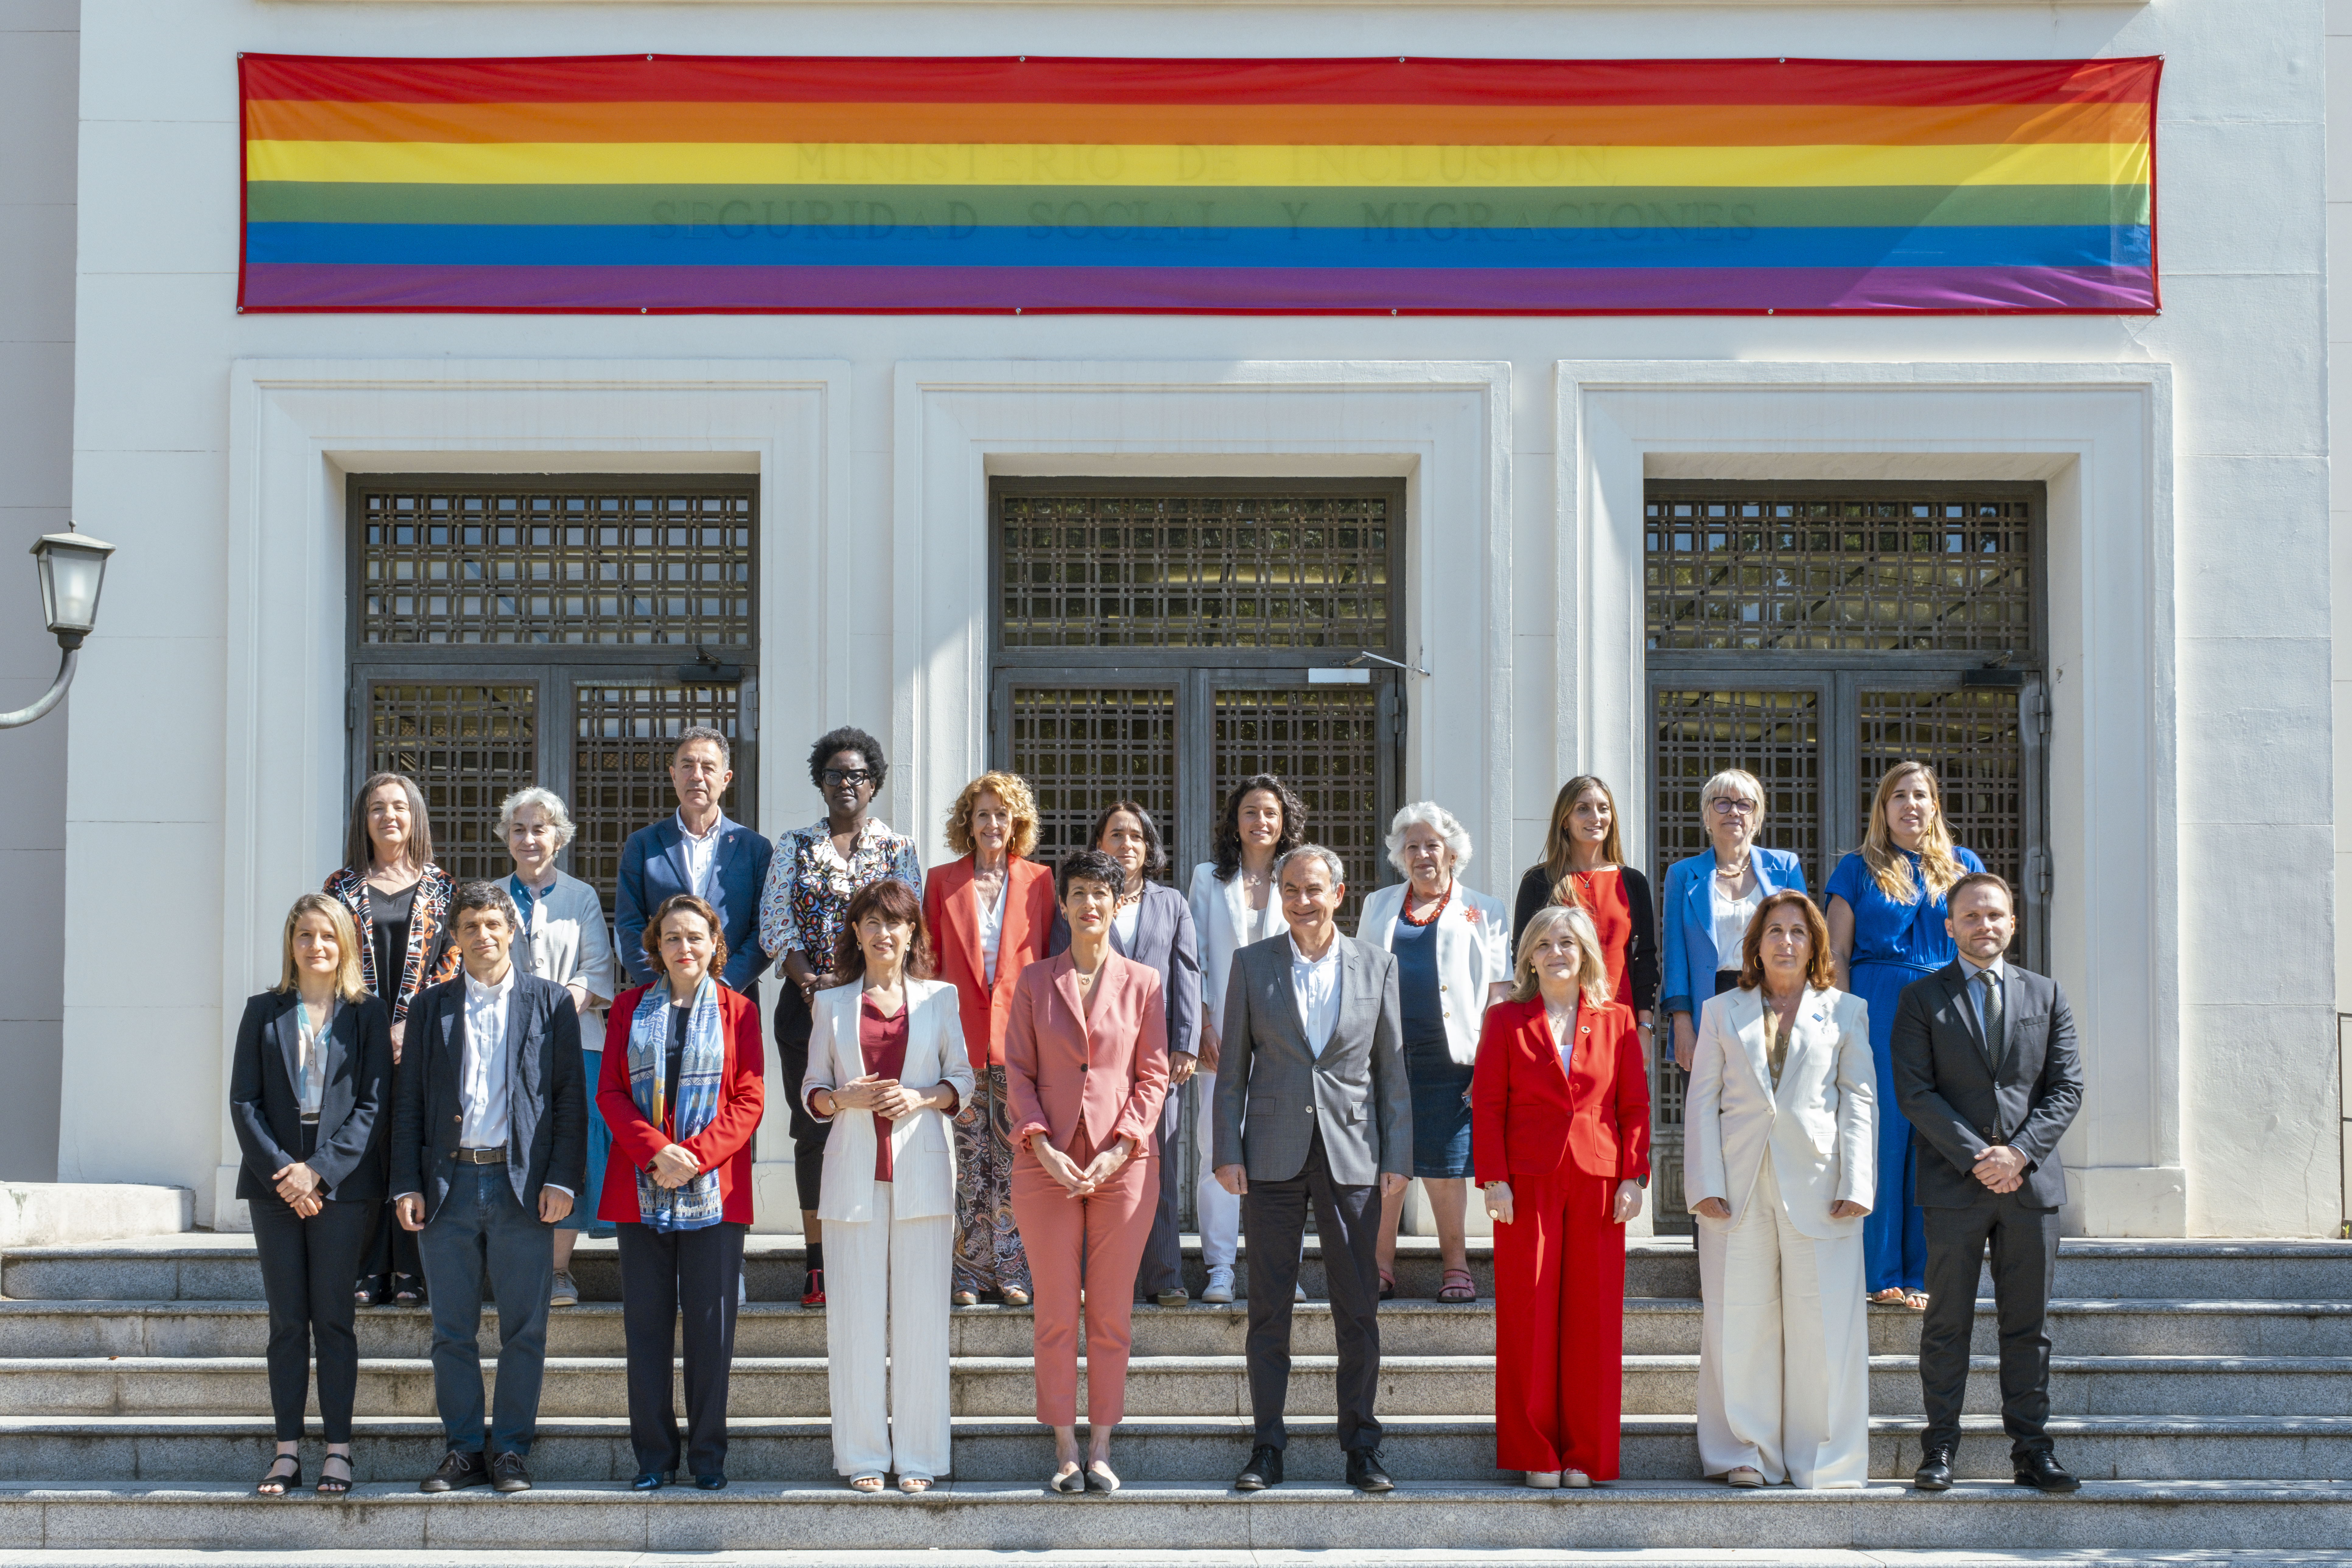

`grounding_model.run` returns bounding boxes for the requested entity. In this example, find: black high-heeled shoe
[354,1275,387,1308]
[315,1452,353,1495]
[392,1273,426,1307]
[255,1454,302,1496]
